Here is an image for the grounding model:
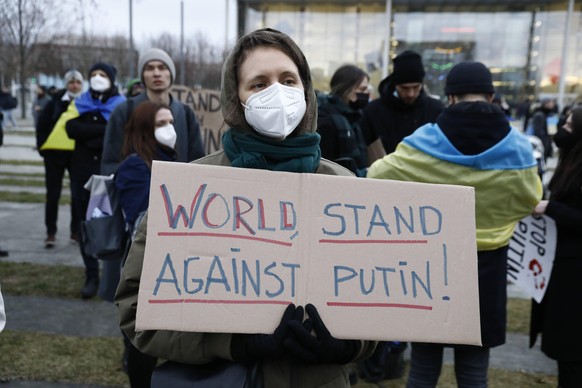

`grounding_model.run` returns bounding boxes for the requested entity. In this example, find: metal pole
[128,0,134,79]
[382,0,393,79]
[557,0,574,110]
[180,0,185,85]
